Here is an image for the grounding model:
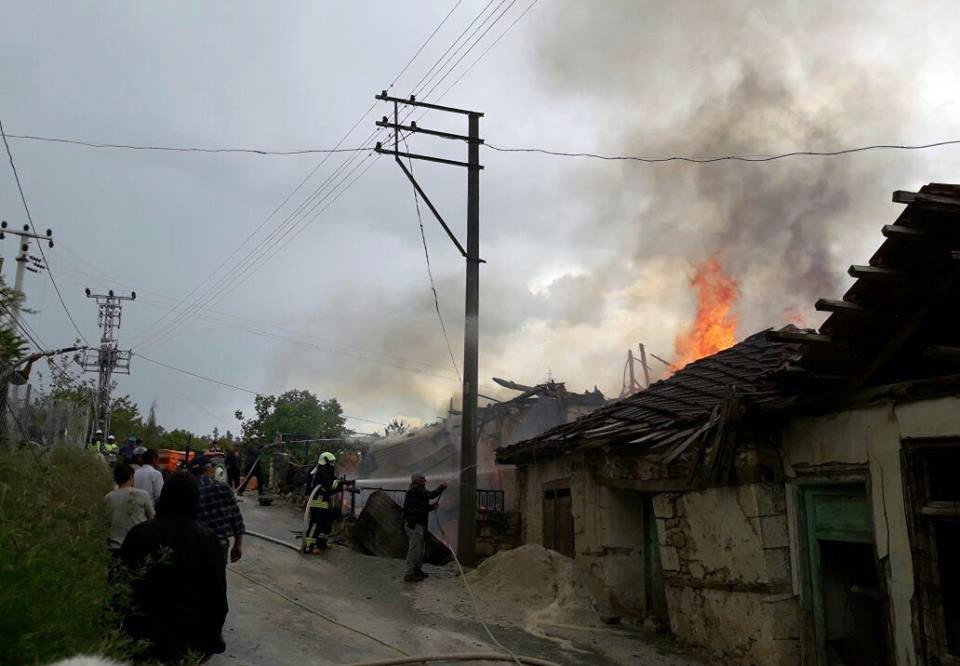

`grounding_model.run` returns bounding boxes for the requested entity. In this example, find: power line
[132,352,388,426]
[417,0,519,101]
[130,5,479,351]
[402,135,462,383]
[432,0,542,101]
[0,119,89,345]
[5,134,371,156]
[483,138,960,163]
[386,0,466,92]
